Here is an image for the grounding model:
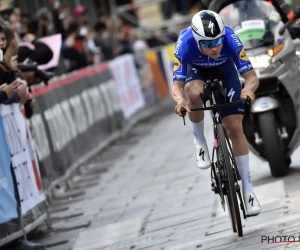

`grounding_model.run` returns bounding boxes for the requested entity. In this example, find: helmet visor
[199,36,224,48]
